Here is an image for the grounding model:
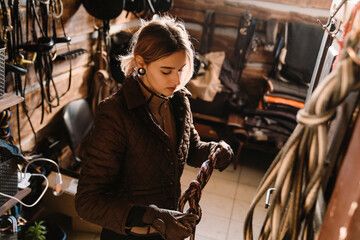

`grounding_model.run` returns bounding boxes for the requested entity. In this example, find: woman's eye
[161,71,171,75]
